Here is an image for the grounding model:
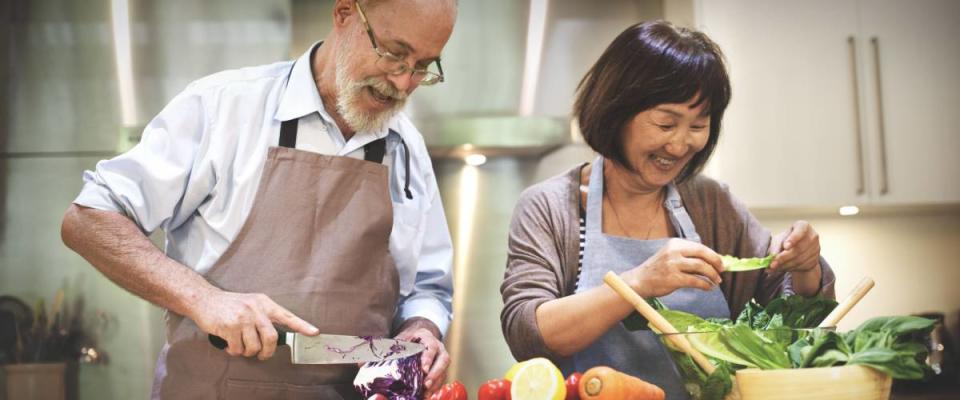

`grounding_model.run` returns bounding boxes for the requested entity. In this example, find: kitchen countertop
[890,380,960,400]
